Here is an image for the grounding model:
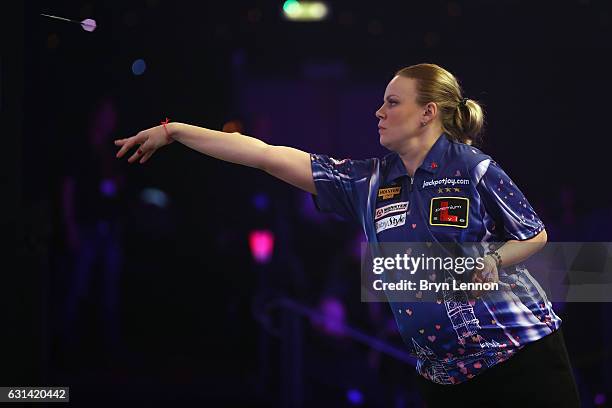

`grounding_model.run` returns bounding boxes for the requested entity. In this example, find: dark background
[6,0,612,406]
